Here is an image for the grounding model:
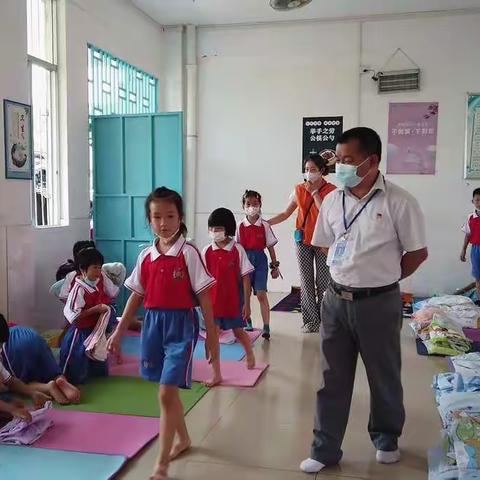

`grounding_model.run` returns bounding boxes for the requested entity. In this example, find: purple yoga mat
[33,409,158,457]
[464,328,480,343]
